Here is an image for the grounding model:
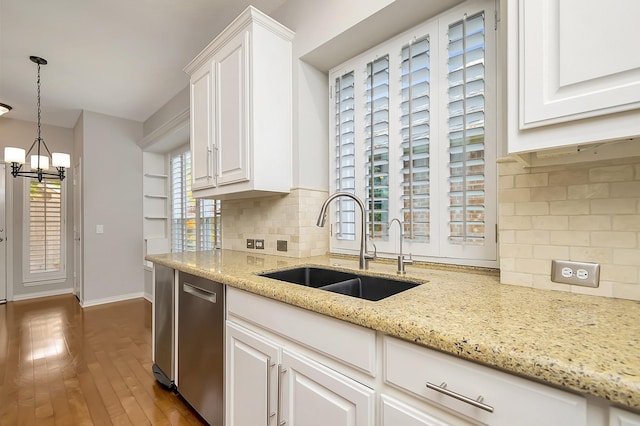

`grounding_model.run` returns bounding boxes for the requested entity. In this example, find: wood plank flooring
[0,295,206,425]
